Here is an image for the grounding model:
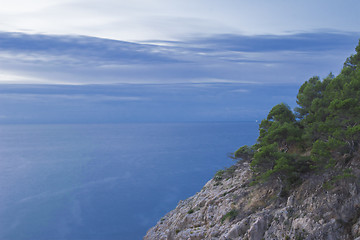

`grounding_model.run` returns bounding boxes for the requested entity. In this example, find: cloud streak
[0,31,358,123]
[0,31,359,85]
